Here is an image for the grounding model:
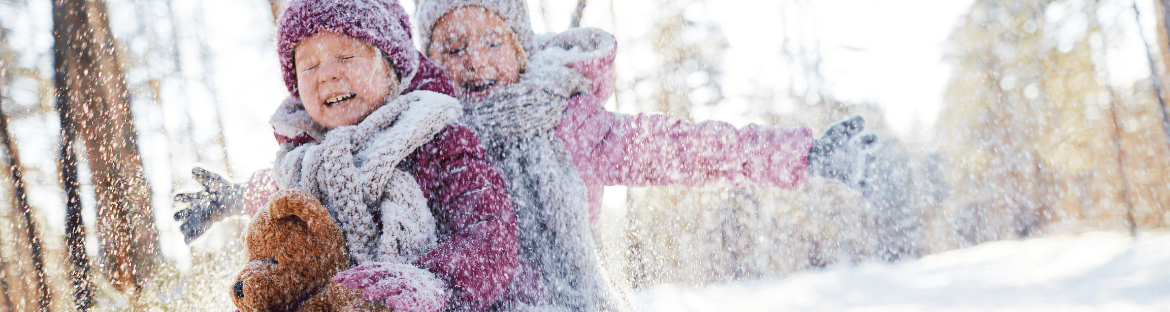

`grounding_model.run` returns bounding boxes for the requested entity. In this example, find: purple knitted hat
[277,0,419,98]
